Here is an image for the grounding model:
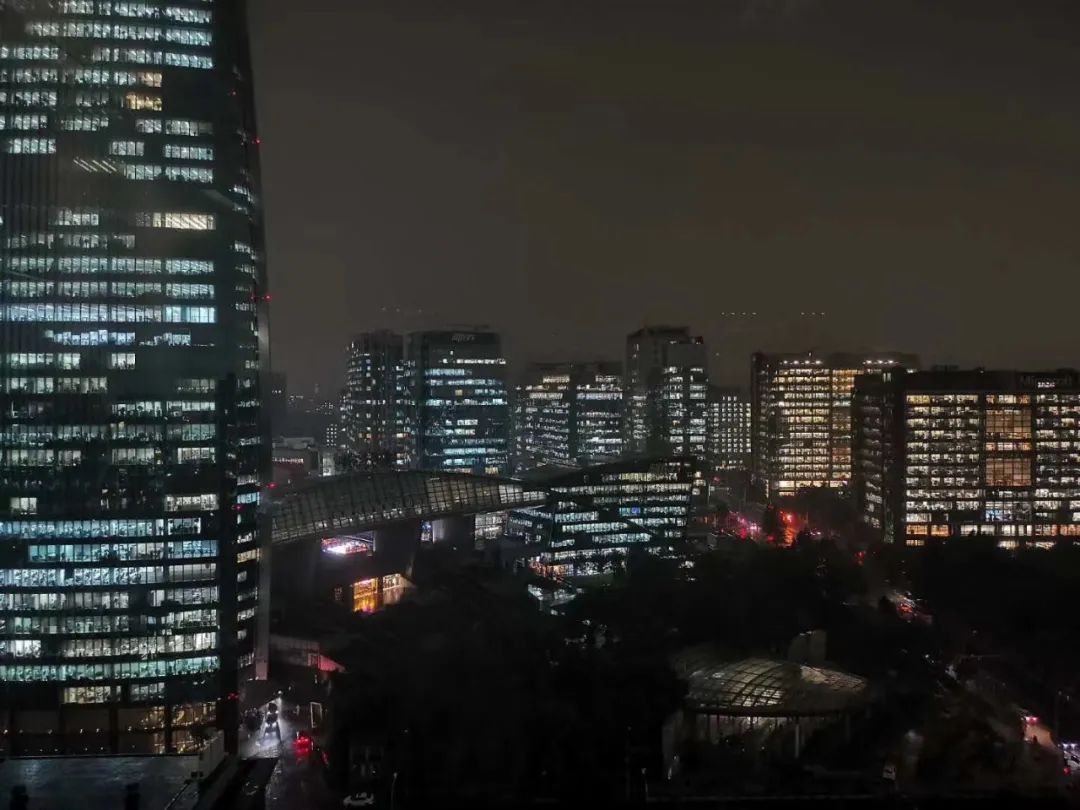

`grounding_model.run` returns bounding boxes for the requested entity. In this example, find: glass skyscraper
[342,330,404,470]
[0,0,269,755]
[405,330,508,475]
[625,326,708,459]
[512,361,623,473]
